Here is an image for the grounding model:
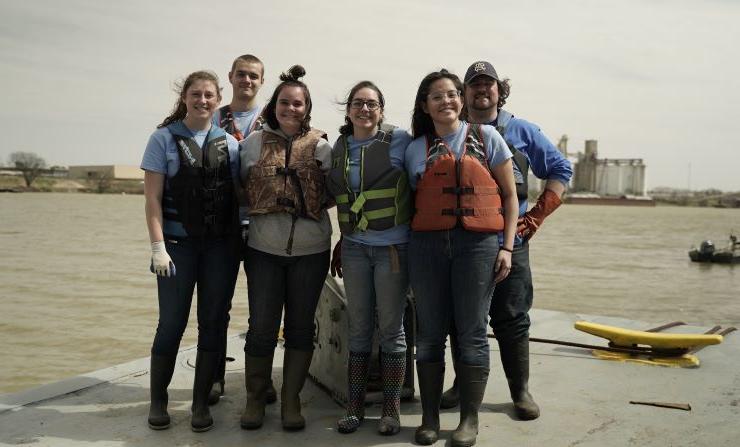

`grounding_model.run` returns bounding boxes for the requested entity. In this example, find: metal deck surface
[2,309,738,446]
